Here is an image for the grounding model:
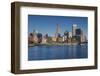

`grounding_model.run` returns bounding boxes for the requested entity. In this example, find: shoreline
[28,42,87,47]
